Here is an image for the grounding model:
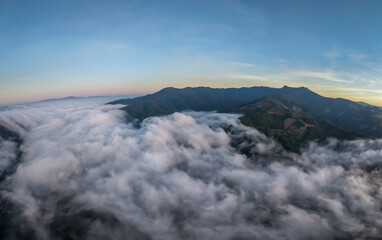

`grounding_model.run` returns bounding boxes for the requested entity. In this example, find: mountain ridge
[108,85,382,152]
